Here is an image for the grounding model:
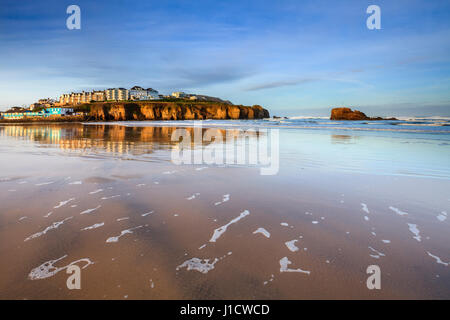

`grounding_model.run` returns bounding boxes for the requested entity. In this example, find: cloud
[245,76,371,91]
